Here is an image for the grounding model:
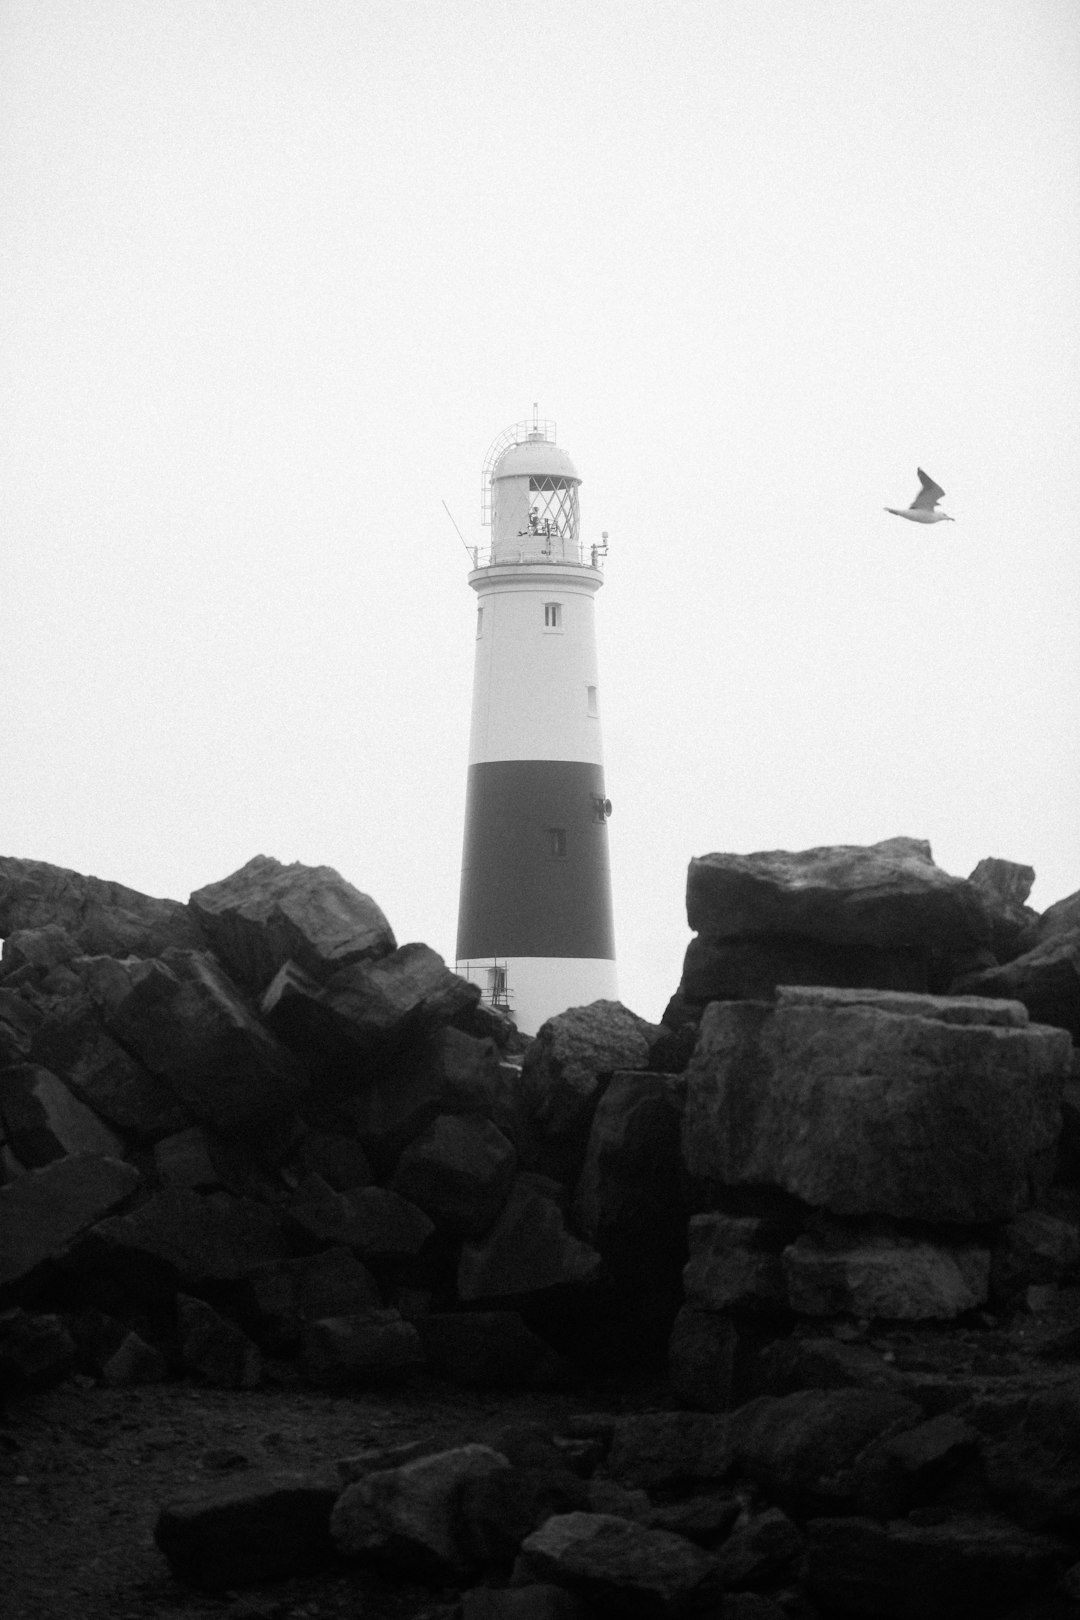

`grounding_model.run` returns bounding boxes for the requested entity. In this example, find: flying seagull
[885,468,954,523]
